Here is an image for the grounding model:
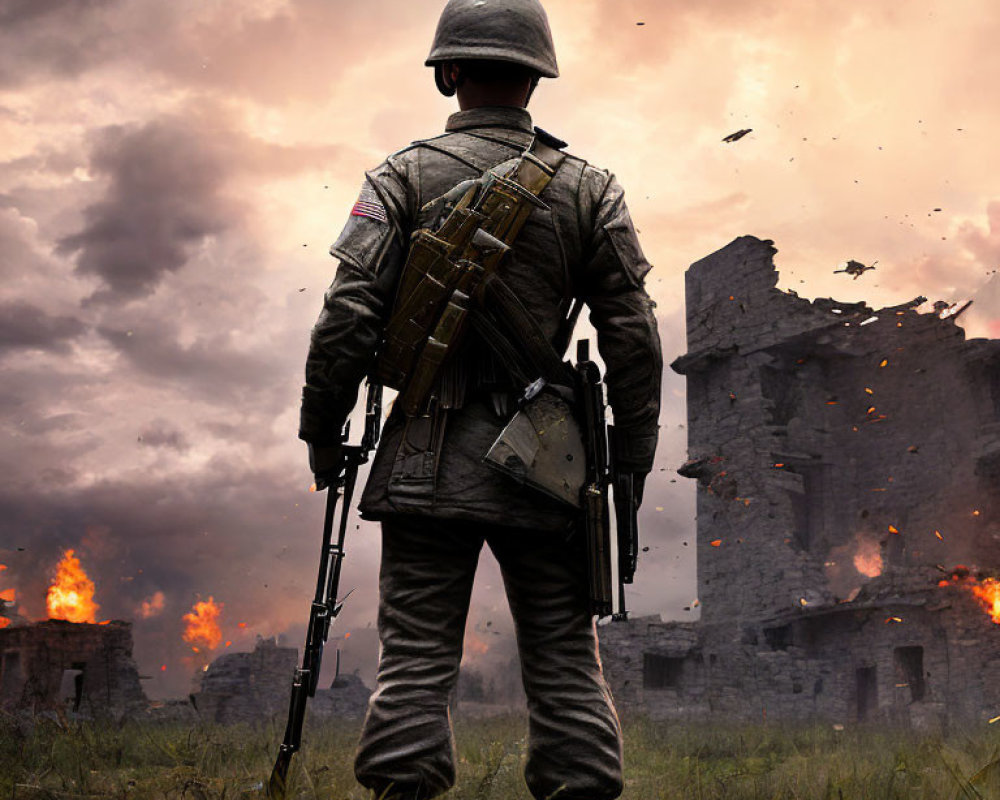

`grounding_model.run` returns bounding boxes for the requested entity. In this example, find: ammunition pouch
[484,383,585,508]
[373,132,567,417]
